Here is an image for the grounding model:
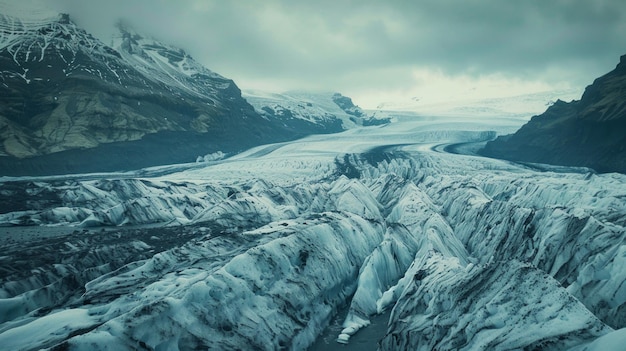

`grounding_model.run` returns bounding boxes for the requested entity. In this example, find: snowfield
[1,113,625,350]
